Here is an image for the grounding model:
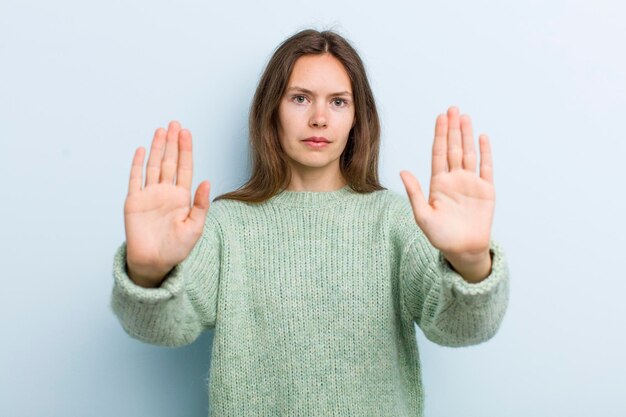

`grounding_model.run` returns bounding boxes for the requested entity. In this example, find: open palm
[400,106,495,258]
[124,121,210,287]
